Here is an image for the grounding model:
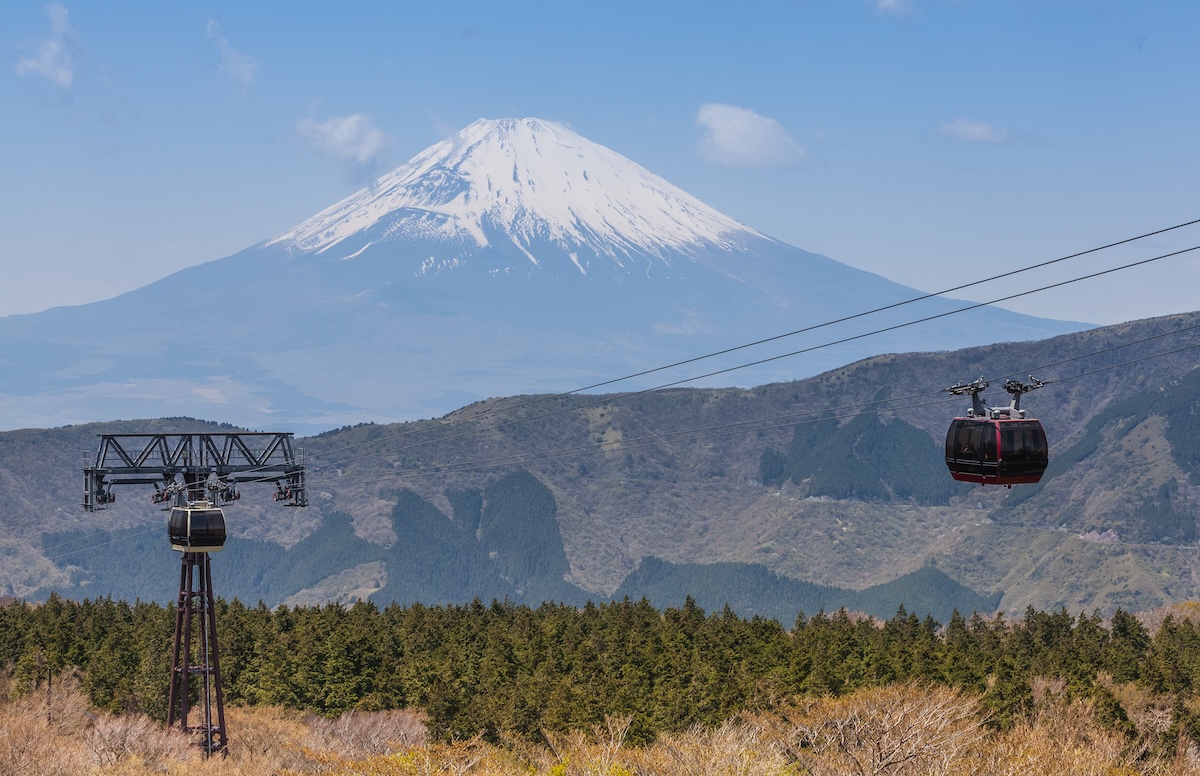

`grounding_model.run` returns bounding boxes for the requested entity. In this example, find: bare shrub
[404,737,498,775]
[85,711,195,768]
[1137,603,1200,636]
[37,673,93,739]
[0,681,102,776]
[303,707,428,759]
[1029,676,1067,706]
[223,705,311,773]
[969,697,1134,776]
[781,683,985,776]
[632,716,791,776]
[0,697,88,776]
[0,671,15,703]
[542,715,637,775]
[300,735,502,776]
[1100,674,1174,746]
